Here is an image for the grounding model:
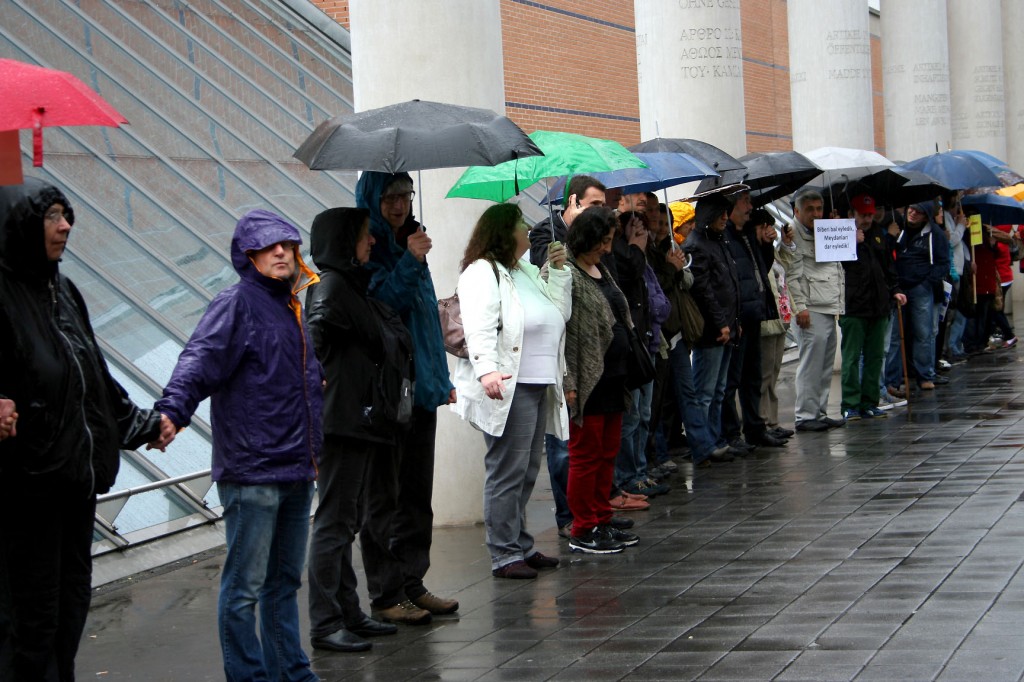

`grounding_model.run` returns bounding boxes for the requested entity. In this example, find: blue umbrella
[951,149,1024,186]
[961,193,1024,225]
[538,151,718,205]
[899,151,1002,190]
